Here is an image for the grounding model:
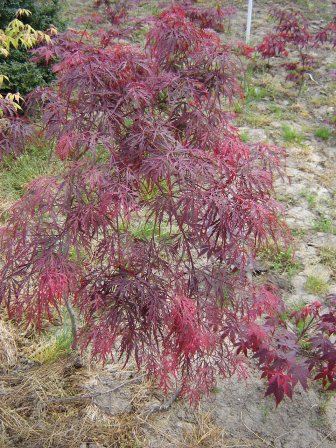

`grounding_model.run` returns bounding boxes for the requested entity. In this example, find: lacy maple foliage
[0,5,335,405]
[257,6,336,88]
